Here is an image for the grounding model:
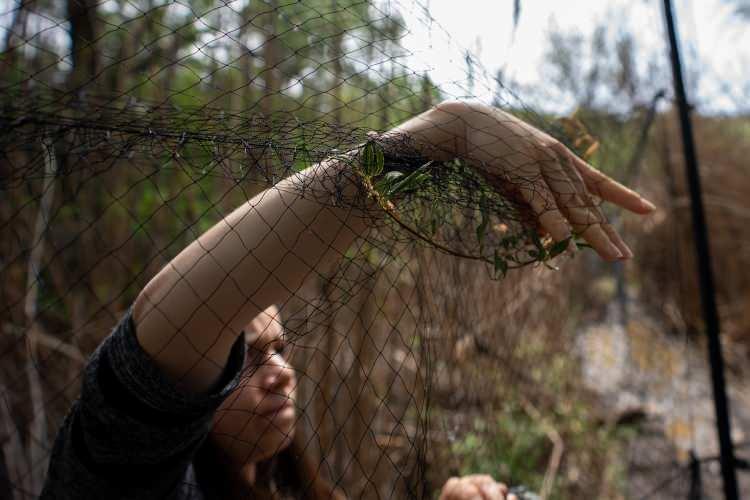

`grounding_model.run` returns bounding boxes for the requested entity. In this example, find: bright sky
[392,0,750,114]
[2,0,747,113]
